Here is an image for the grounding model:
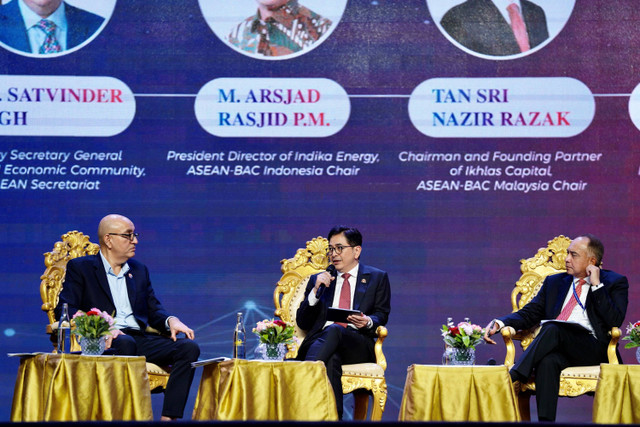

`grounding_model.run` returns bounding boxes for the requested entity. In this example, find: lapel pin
[361,279,366,283]
[128,273,133,278]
